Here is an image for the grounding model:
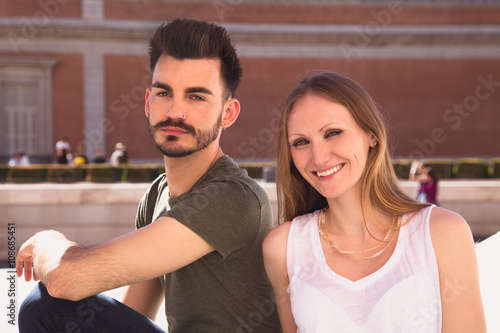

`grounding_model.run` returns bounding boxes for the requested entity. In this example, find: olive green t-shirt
[135,155,281,333]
